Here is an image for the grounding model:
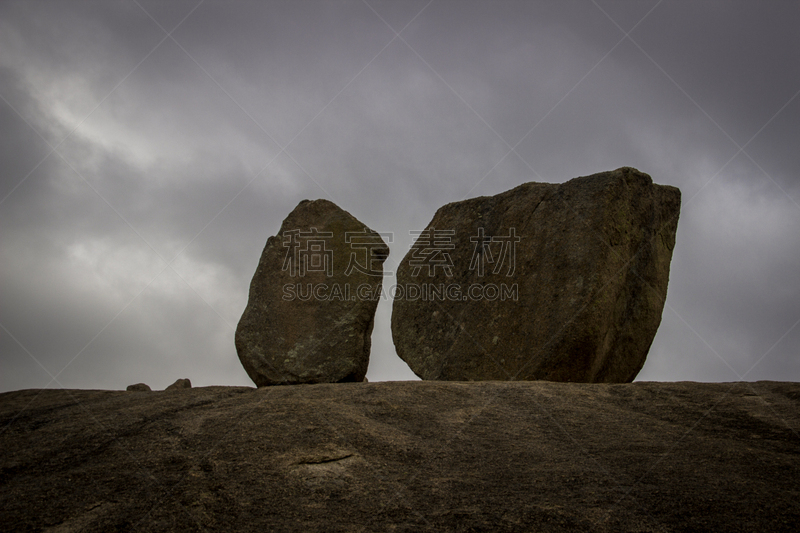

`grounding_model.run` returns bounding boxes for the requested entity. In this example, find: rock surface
[392,167,681,382]
[165,378,191,391]
[1,381,798,532]
[236,199,389,386]
[125,383,151,392]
